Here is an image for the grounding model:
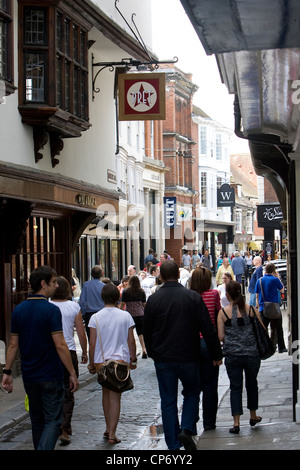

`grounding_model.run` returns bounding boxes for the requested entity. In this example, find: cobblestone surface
[0,305,297,453]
